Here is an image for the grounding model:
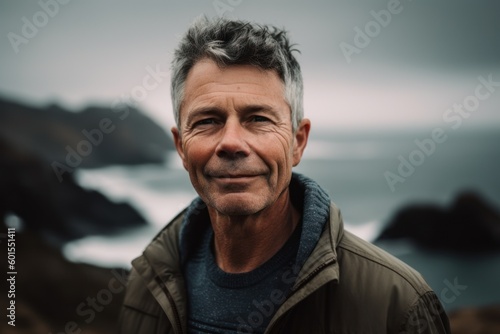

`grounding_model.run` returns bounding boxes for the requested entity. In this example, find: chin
[213,203,260,216]
[209,196,267,216]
